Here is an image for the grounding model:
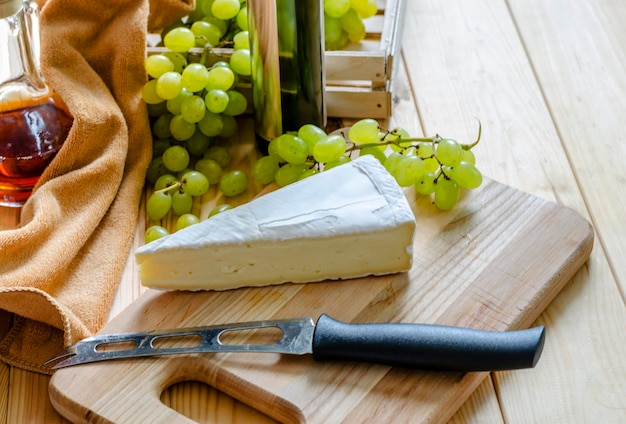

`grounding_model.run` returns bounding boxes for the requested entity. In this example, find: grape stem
[463,119,482,150]
[343,120,481,153]
[154,181,181,194]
